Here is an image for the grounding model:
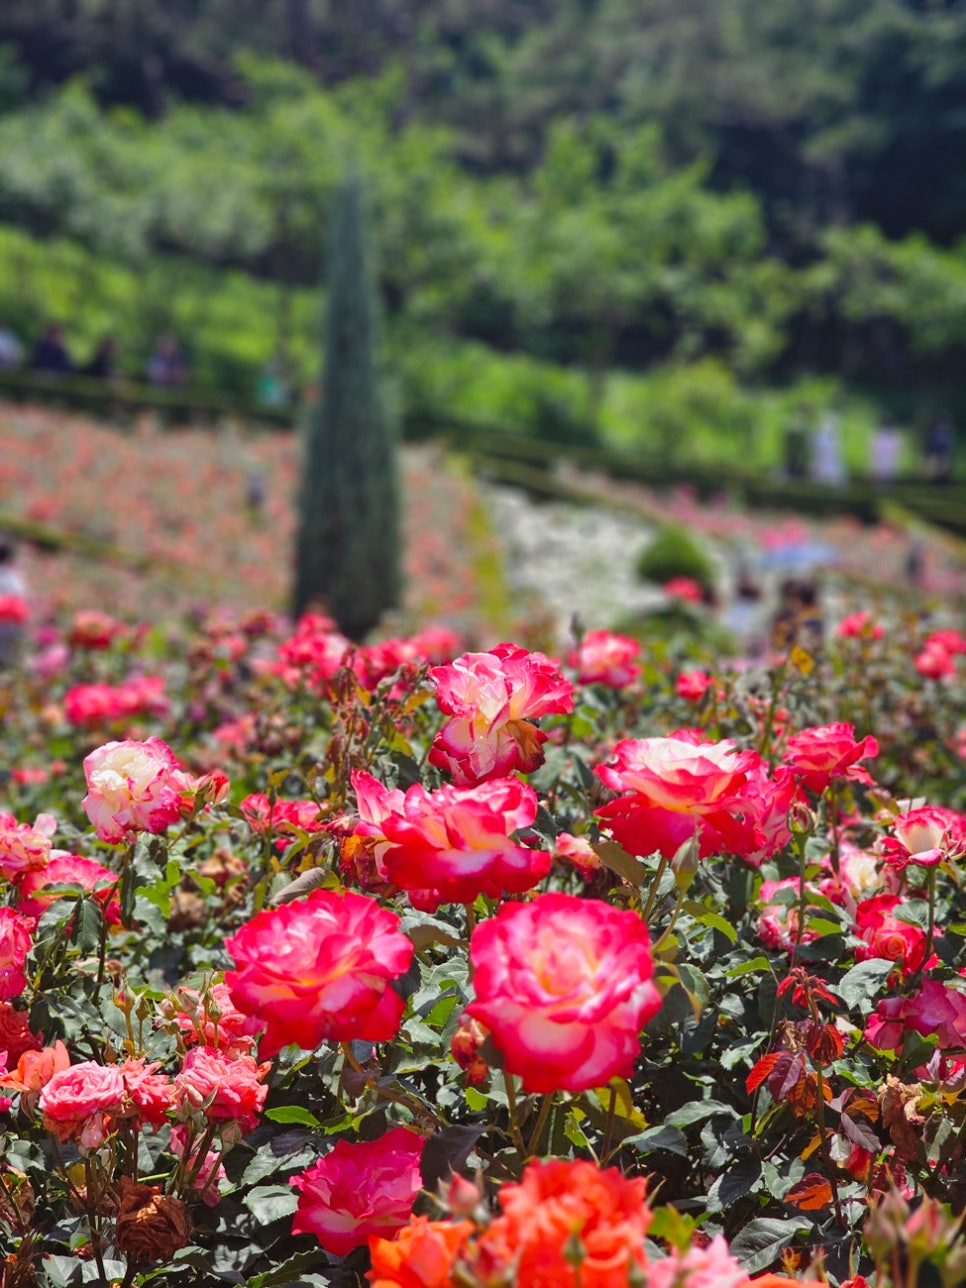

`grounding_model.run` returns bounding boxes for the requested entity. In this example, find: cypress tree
[292,172,401,638]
